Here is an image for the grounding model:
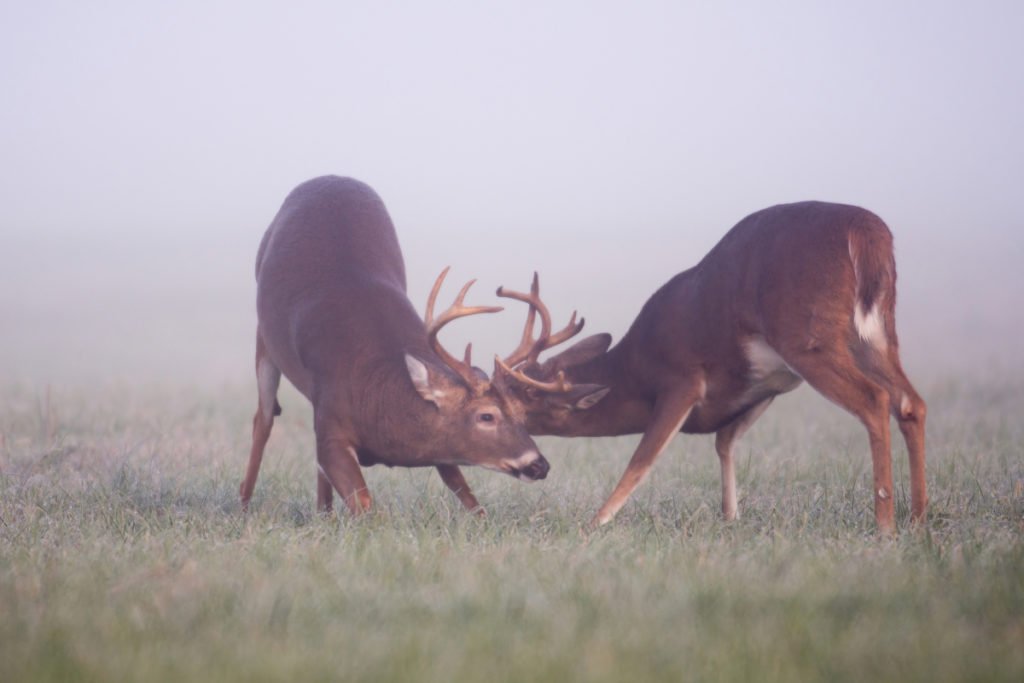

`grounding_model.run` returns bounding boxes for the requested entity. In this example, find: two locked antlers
[424,269,585,393]
[494,273,584,393]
